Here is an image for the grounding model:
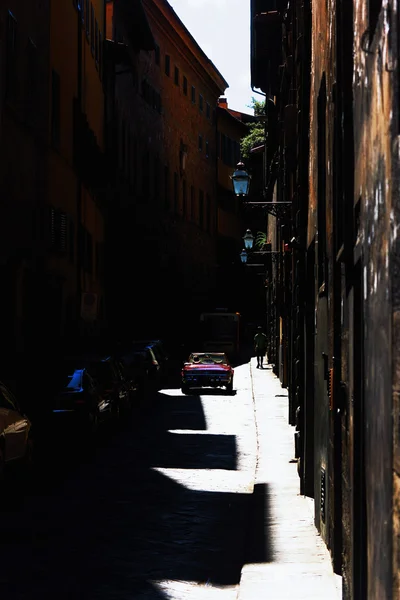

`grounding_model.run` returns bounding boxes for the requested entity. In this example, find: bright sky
[168,0,255,115]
